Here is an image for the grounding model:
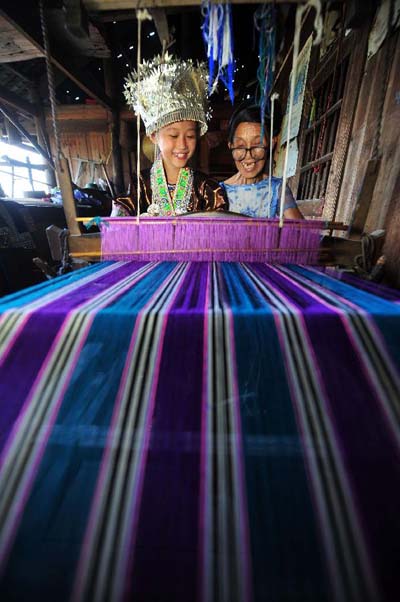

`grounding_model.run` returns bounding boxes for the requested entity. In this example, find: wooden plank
[319,236,362,267]
[0,9,113,110]
[348,157,380,237]
[149,8,170,45]
[364,31,400,232]
[83,0,304,9]
[382,165,400,288]
[68,232,101,259]
[0,14,43,62]
[0,83,38,116]
[52,120,109,134]
[57,155,81,236]
[322,25,370,222]
[333,31,399,232]
[45,104,110,122]
[300,152,333,173]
